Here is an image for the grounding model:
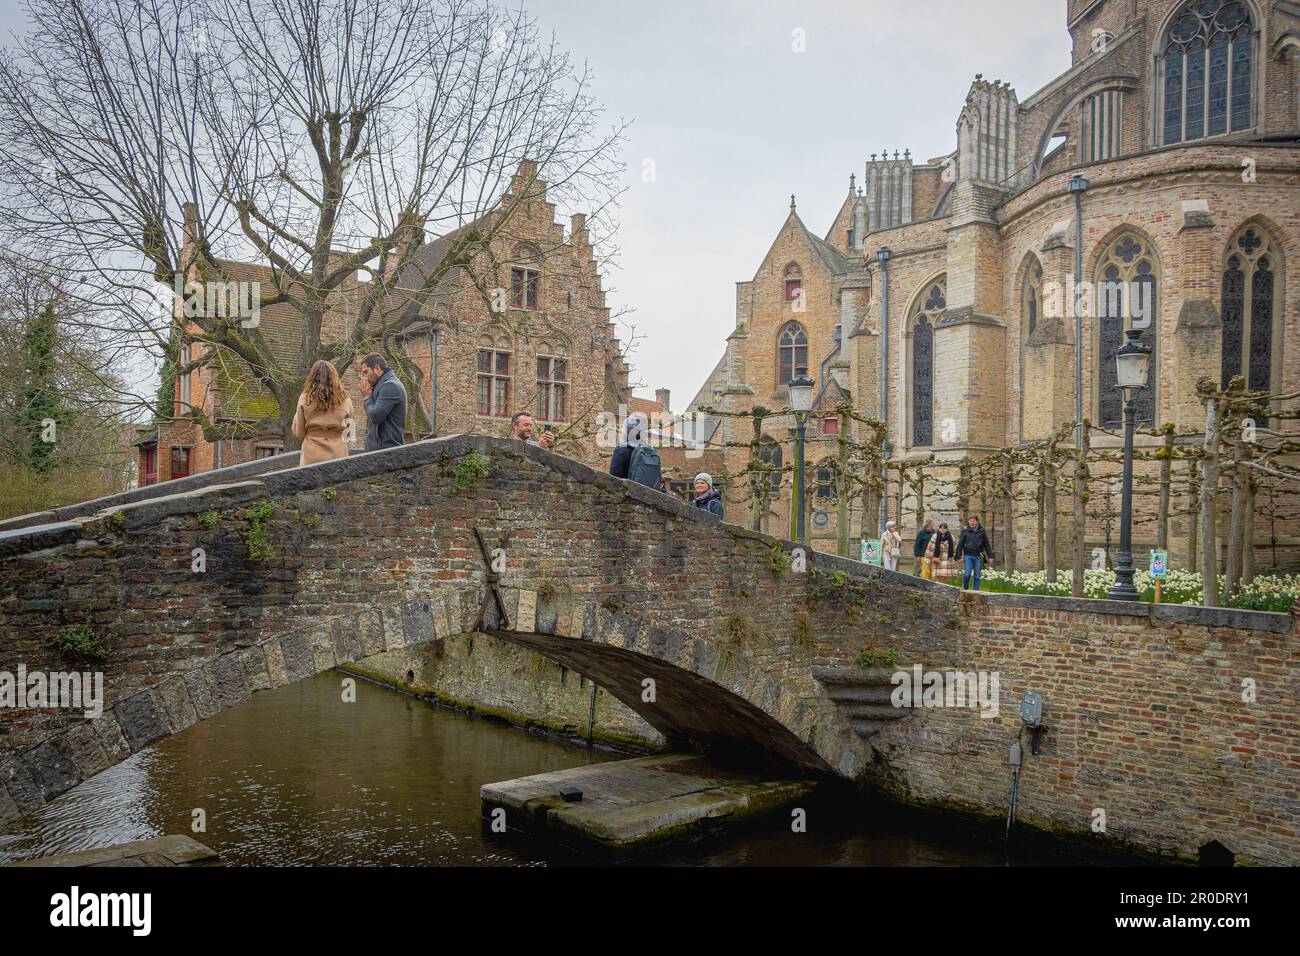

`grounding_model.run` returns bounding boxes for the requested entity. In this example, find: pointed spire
[849,173,856,193]
[790,194,796,211]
